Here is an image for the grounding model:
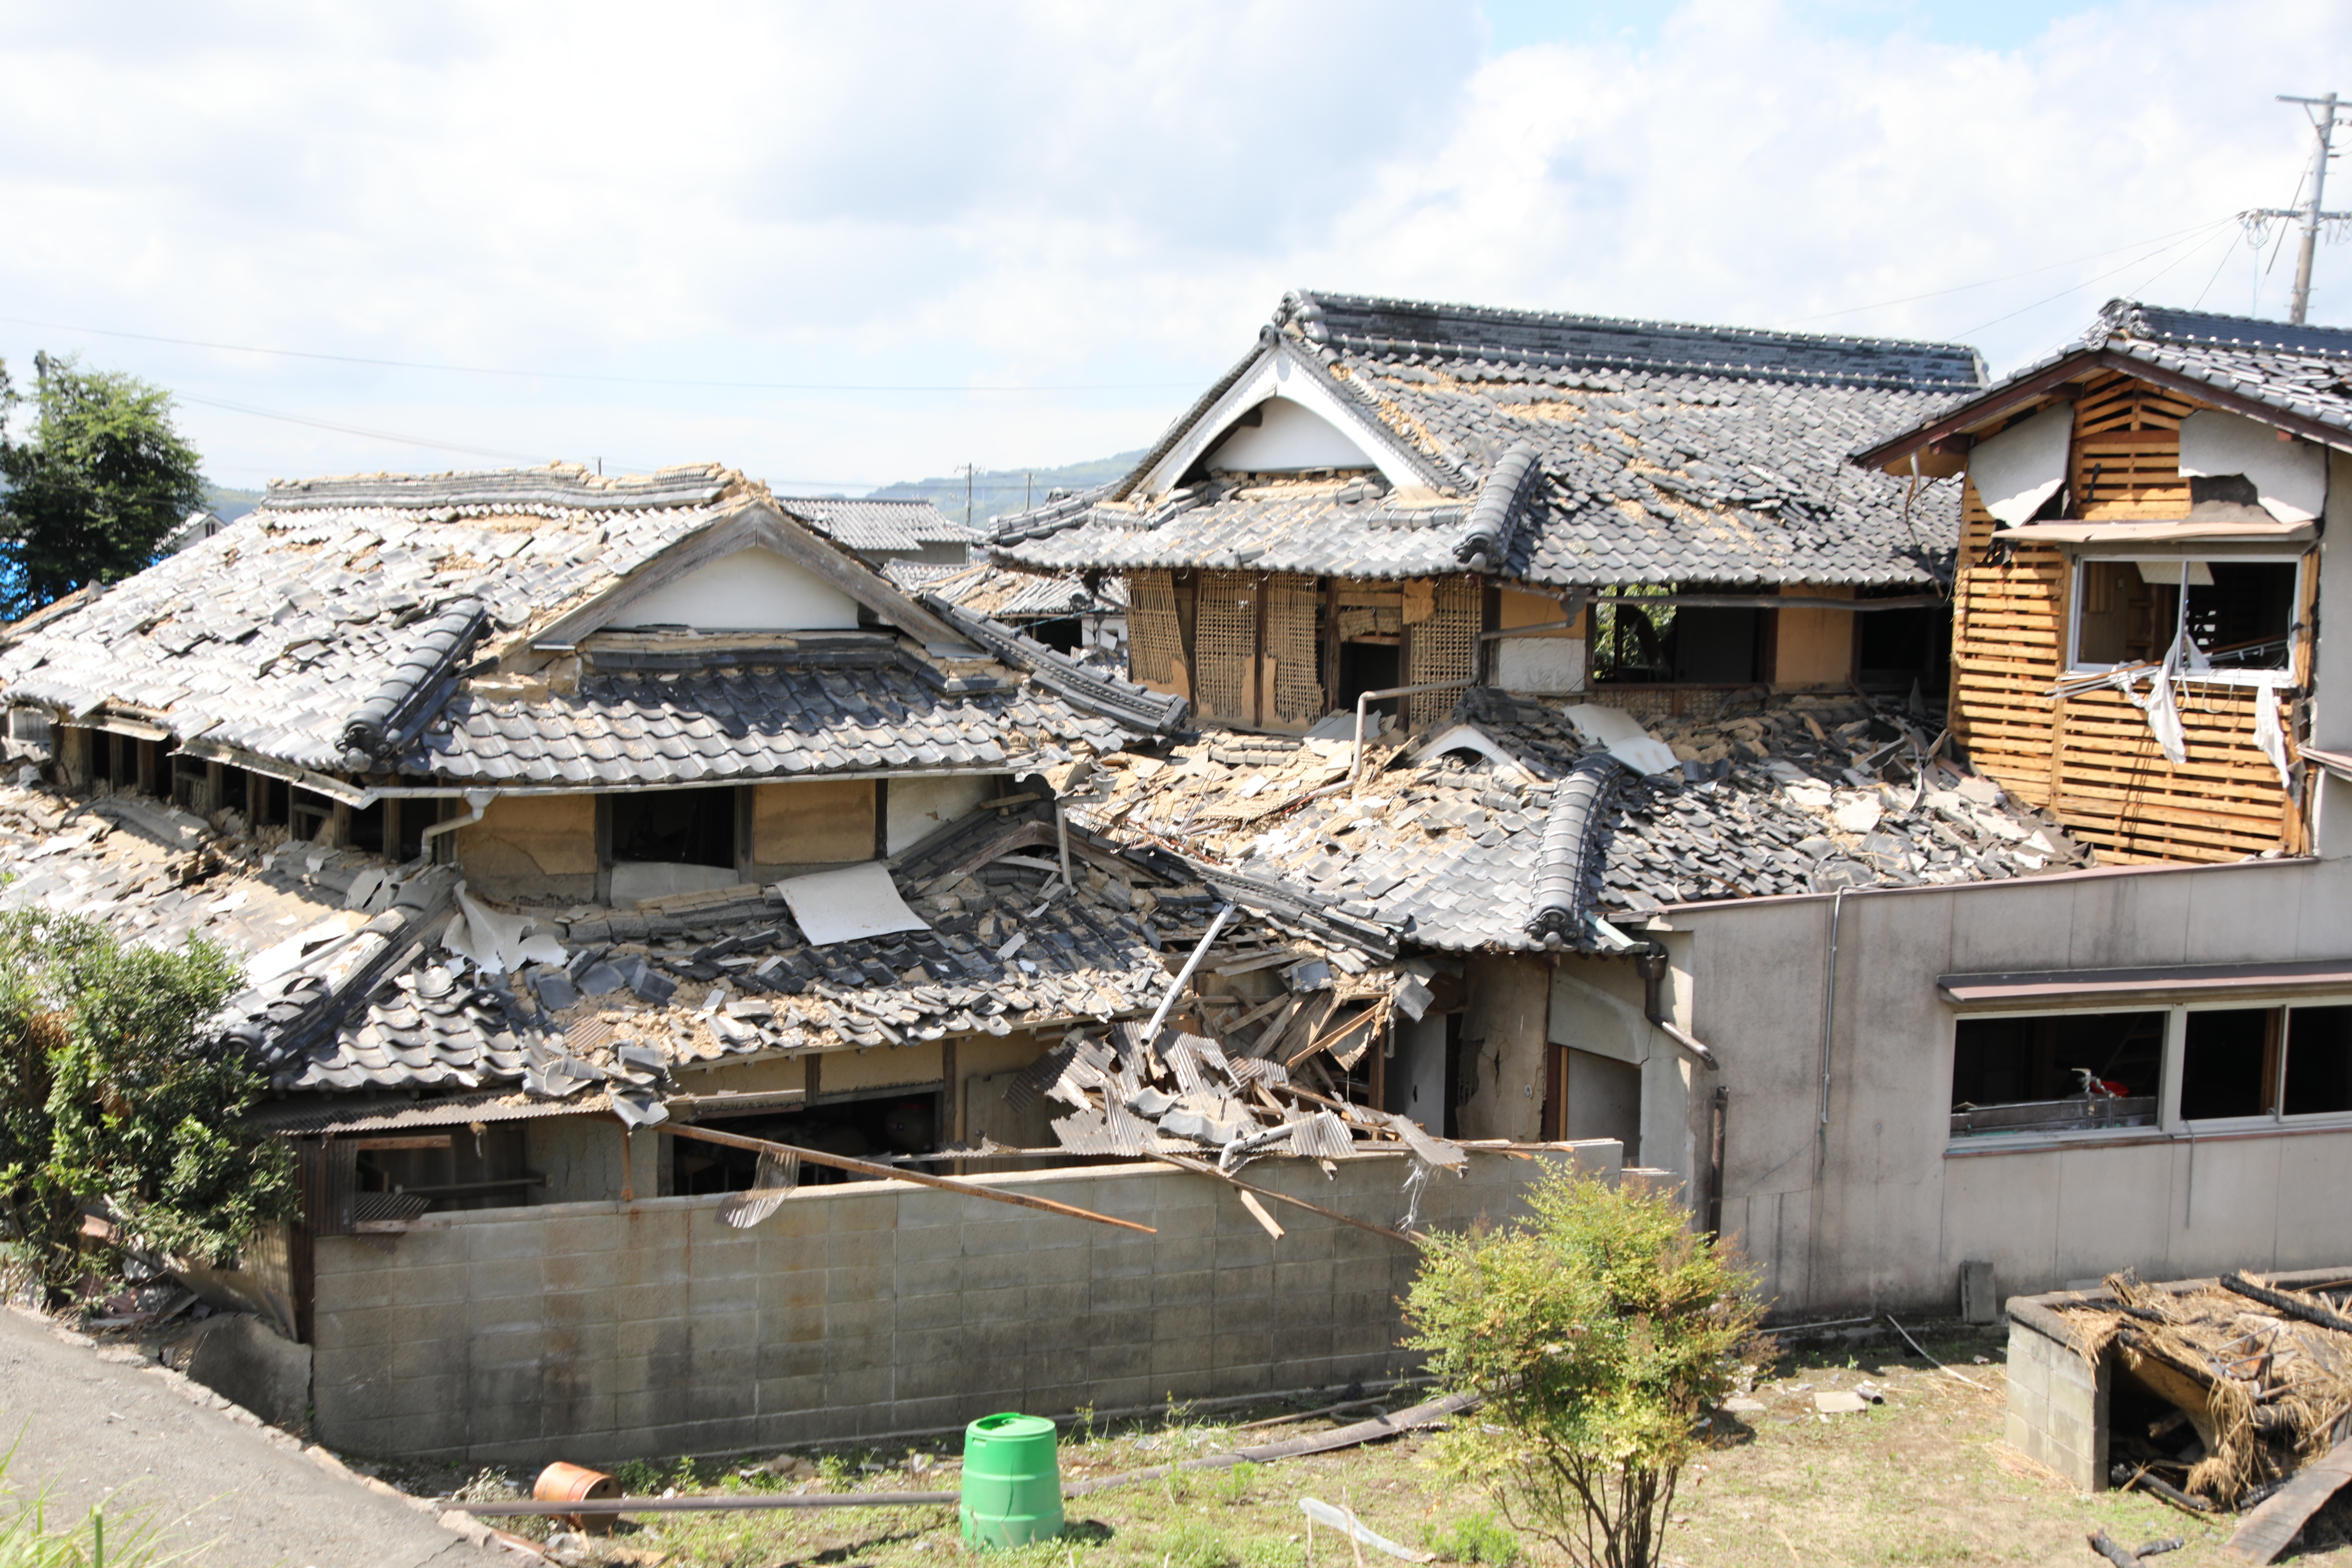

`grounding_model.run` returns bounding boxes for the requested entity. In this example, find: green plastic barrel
[959,1412,1064,1547]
